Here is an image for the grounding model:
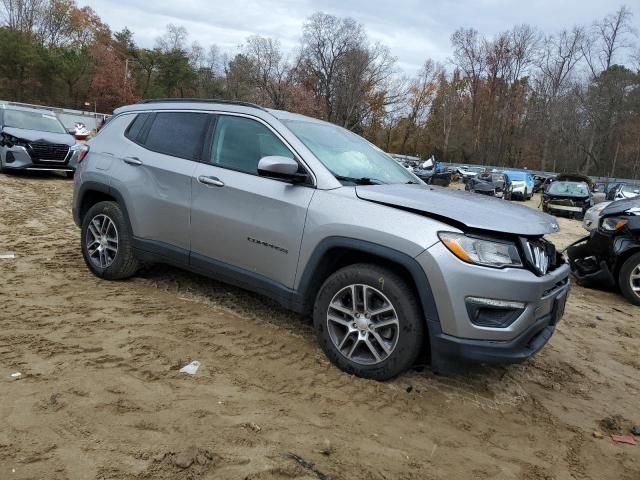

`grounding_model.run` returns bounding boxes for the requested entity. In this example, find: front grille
[28,142,70,163]
[527,242,549,275]
[524,238,561,276]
